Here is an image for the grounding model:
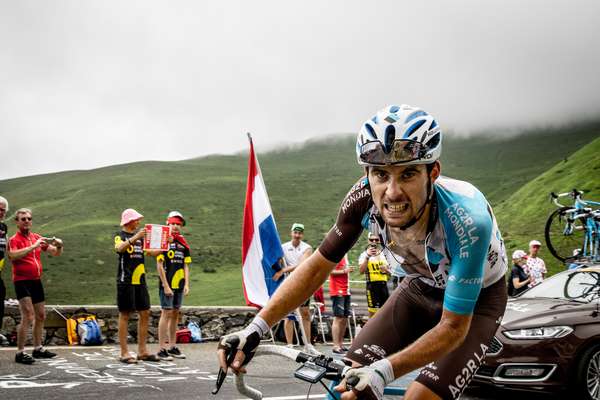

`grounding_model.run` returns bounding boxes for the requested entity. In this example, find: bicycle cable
[320,380,339,398]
